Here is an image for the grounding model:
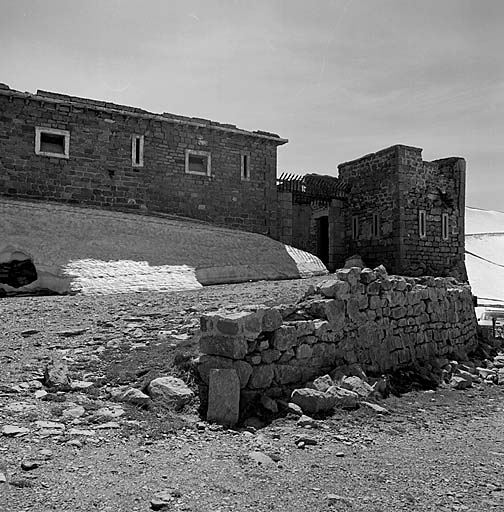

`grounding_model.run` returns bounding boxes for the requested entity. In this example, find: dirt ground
[1,278,504,512]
